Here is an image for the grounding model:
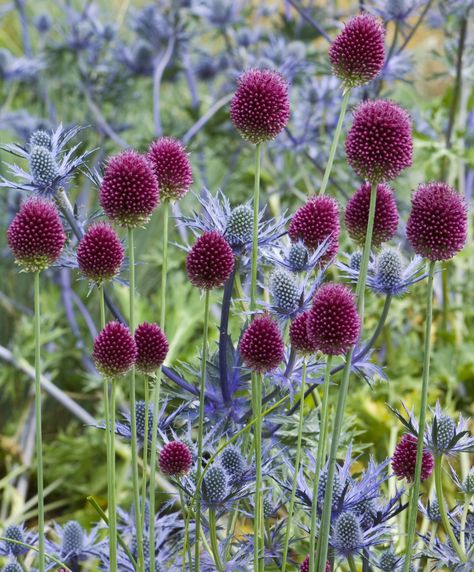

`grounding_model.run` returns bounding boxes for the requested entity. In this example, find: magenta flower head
[230,69,290,145]
[406,182,467,261]
[392,434,434,482]
[289,311,318,356]
[159,441,193,477]
[186,231,235,290]
[288,196,340,265]
[147,137,193,201]
[307,283,360,356]
[300,556,330,572]
[99,150,159,228]
[77,222,124,284]
[92,321,137,378]
[346,100,413,183]
[345,182,399,248]
[134,322,169,375]
[7,198,66,272]
[239,315,284,373]
[329,14,385,88]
